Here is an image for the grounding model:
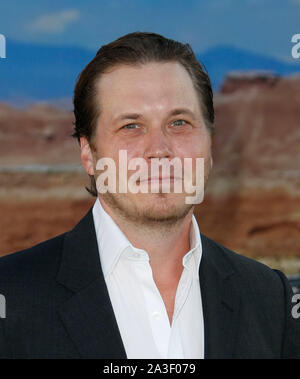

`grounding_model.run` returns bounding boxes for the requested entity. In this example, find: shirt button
[152,311,161,320]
